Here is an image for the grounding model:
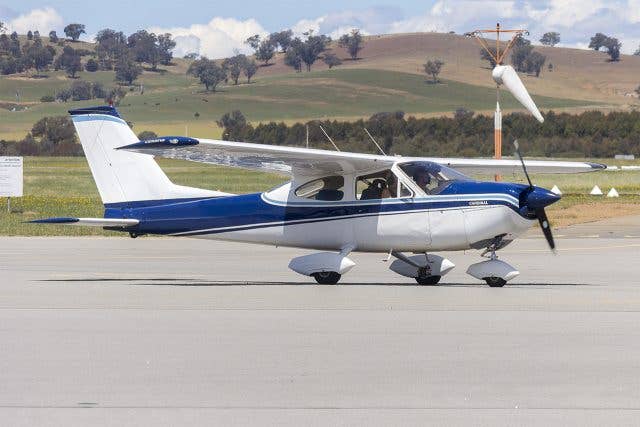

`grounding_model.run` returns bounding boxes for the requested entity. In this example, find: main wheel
[313,271,341,285]
[485,277,507,287]
[416,275,441,286]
